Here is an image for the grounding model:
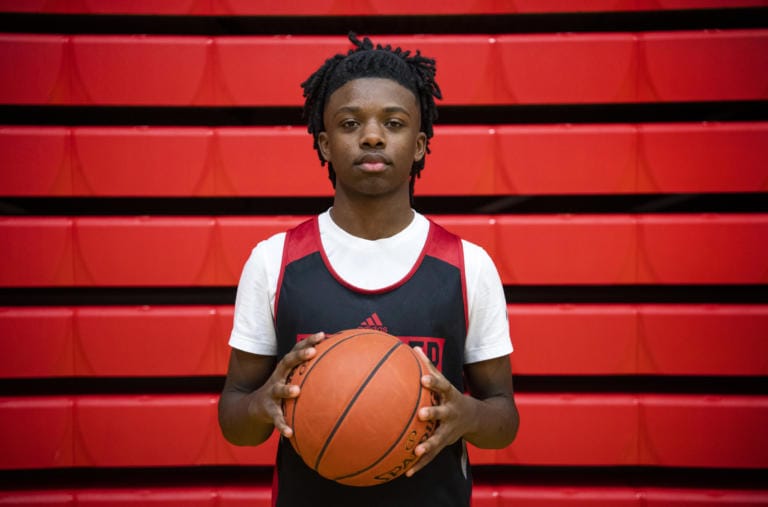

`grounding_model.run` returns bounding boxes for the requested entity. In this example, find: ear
[413,132,427,163]
[318,132,331,163]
